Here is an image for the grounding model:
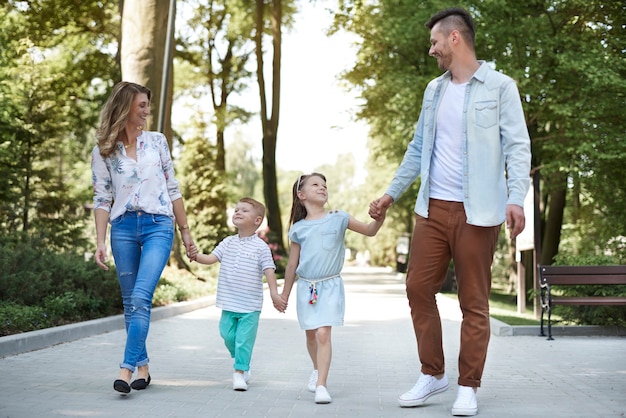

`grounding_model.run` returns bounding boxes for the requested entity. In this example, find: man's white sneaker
[232,372,248,391]
[307,370,318,392]
[398,373,449,407]
[315,385,332,404]
[451,386,478,416]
